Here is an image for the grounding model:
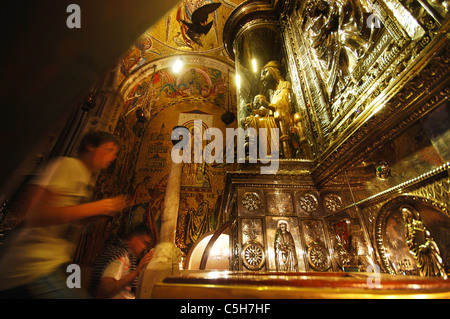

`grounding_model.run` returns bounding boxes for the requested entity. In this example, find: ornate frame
[374,194,449,274]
